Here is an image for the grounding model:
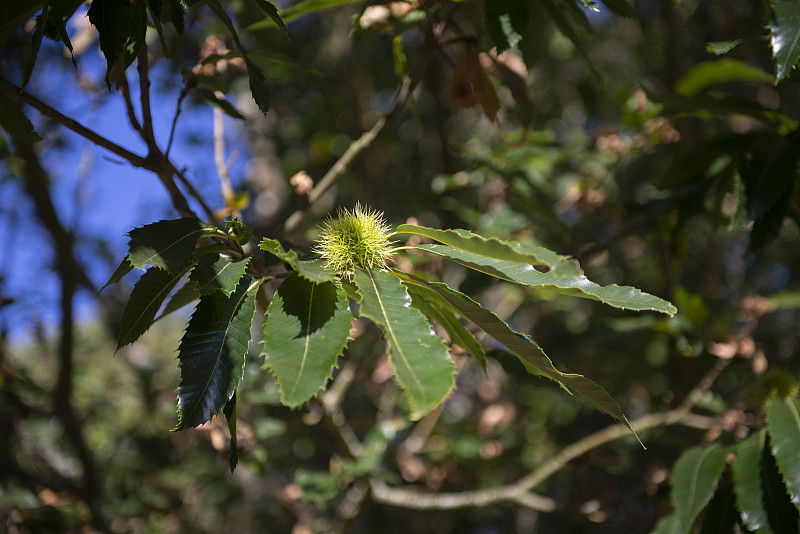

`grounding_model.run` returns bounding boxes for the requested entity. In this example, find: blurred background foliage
[3,0,800,532]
